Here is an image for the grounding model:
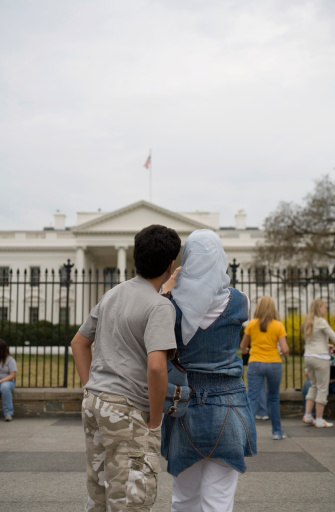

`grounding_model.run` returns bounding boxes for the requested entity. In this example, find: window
[254,266,266,287]
[59,307,68,324]
[30,267,40,286]
[104,267,117,288]
[29,307,39,323]
[0,266,9,286]
[285,266,299,284]
[0,307,8,320]
[59,267,68,287]
[318,267,329,287]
